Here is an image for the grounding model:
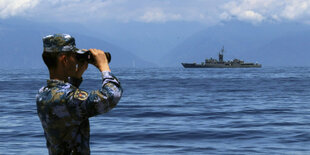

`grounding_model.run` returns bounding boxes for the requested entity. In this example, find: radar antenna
[219,46,224,62]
